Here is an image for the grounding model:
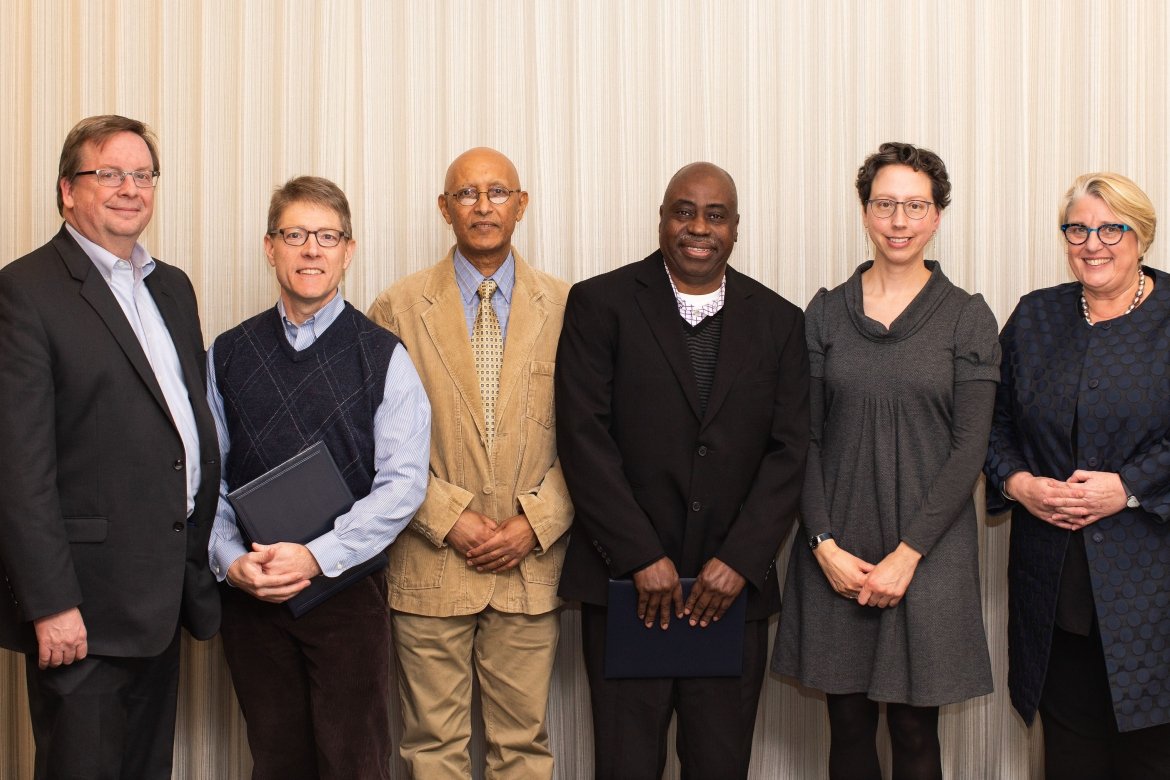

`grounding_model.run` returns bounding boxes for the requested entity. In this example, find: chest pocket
[525,361,556,428]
